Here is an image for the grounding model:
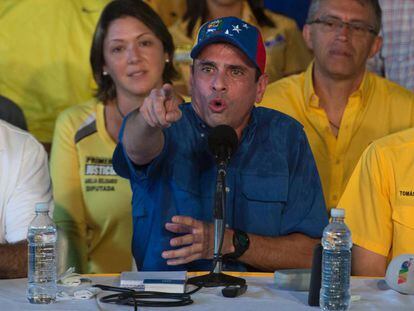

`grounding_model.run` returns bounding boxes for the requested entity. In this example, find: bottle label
[322,250,351,289]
